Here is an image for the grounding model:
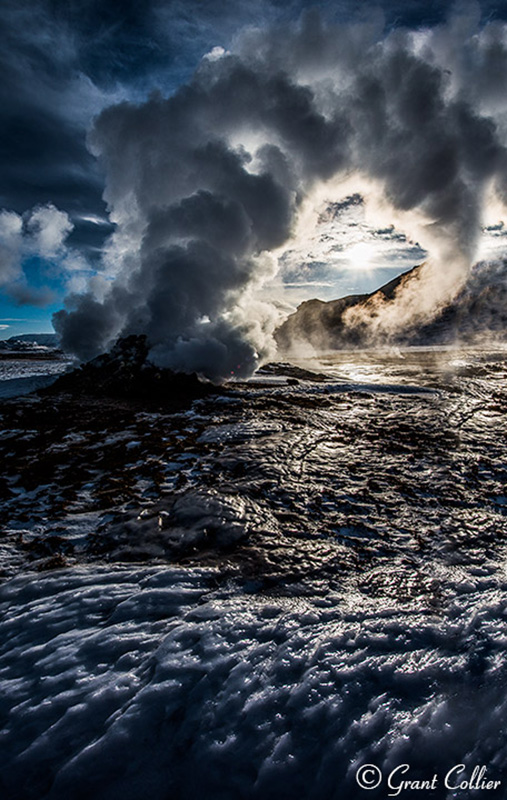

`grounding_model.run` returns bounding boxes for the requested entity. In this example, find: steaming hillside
[276,260,507,351]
